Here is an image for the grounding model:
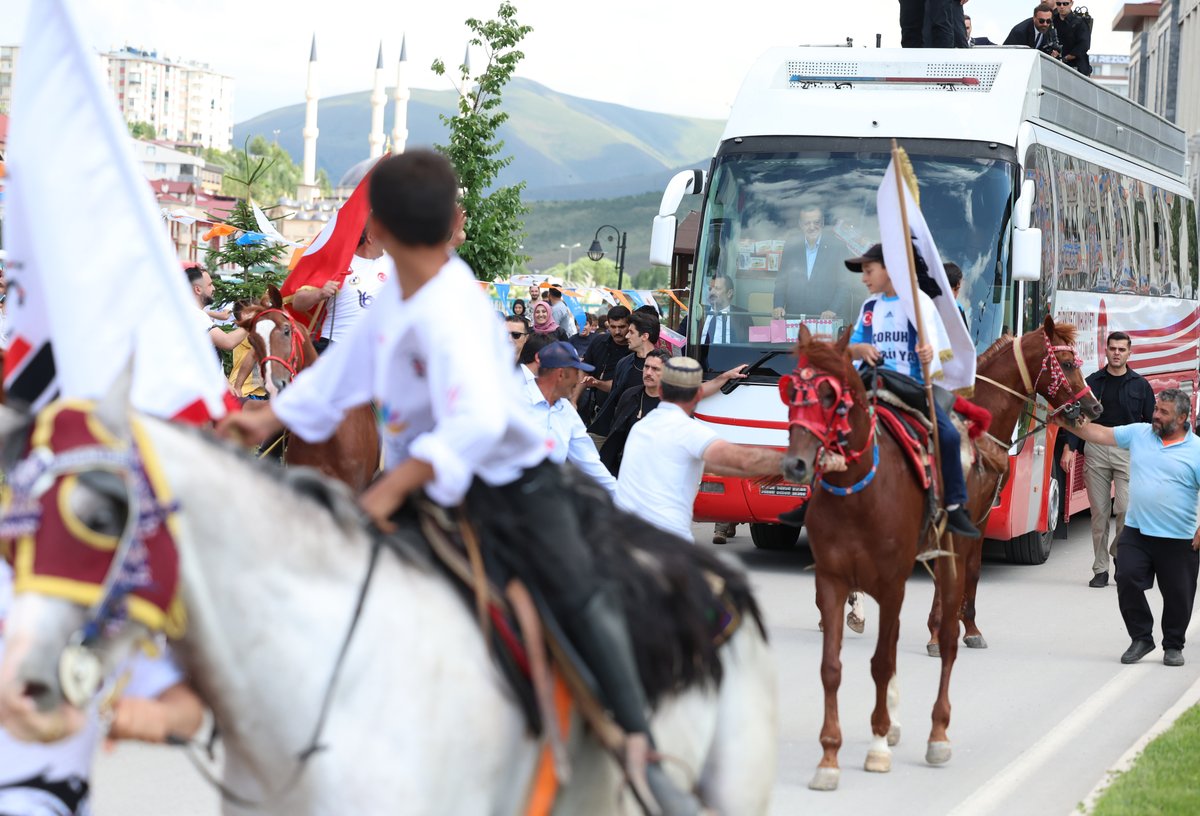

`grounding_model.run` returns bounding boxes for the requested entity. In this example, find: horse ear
[835,326,852,353]
[797,324,813,346]
[93,357,134,441]
[266,285,284,310]
[1042,315,1055,337]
